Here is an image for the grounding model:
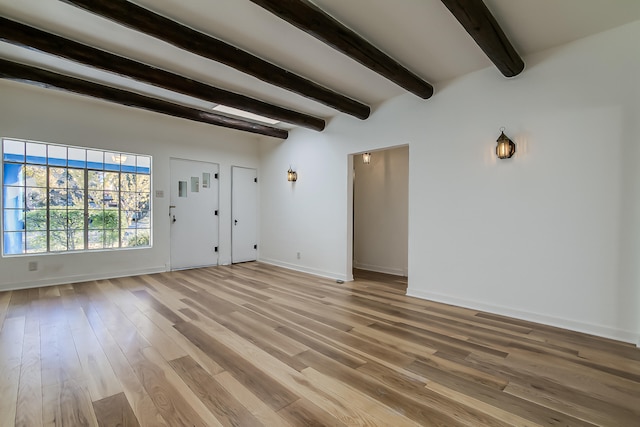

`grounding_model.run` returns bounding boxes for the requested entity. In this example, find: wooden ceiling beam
[0,59,288,139]
[249,0,434,99]
[0,17,324,131]
[441,0,524,77]
[61,0,371,119]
